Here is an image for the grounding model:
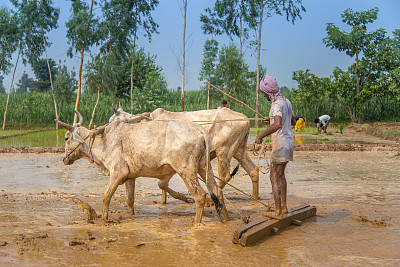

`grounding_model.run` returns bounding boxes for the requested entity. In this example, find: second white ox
[56,111,229,223]
[110,105,260,202]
